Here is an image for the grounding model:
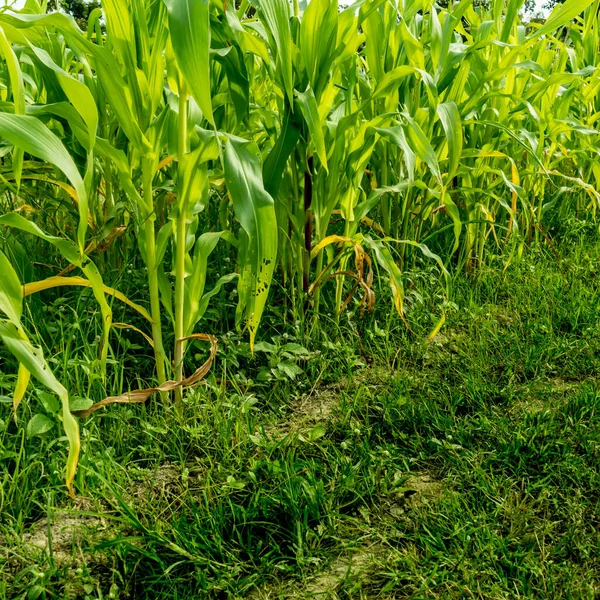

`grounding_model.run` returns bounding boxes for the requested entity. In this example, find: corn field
[0,0,598,498]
